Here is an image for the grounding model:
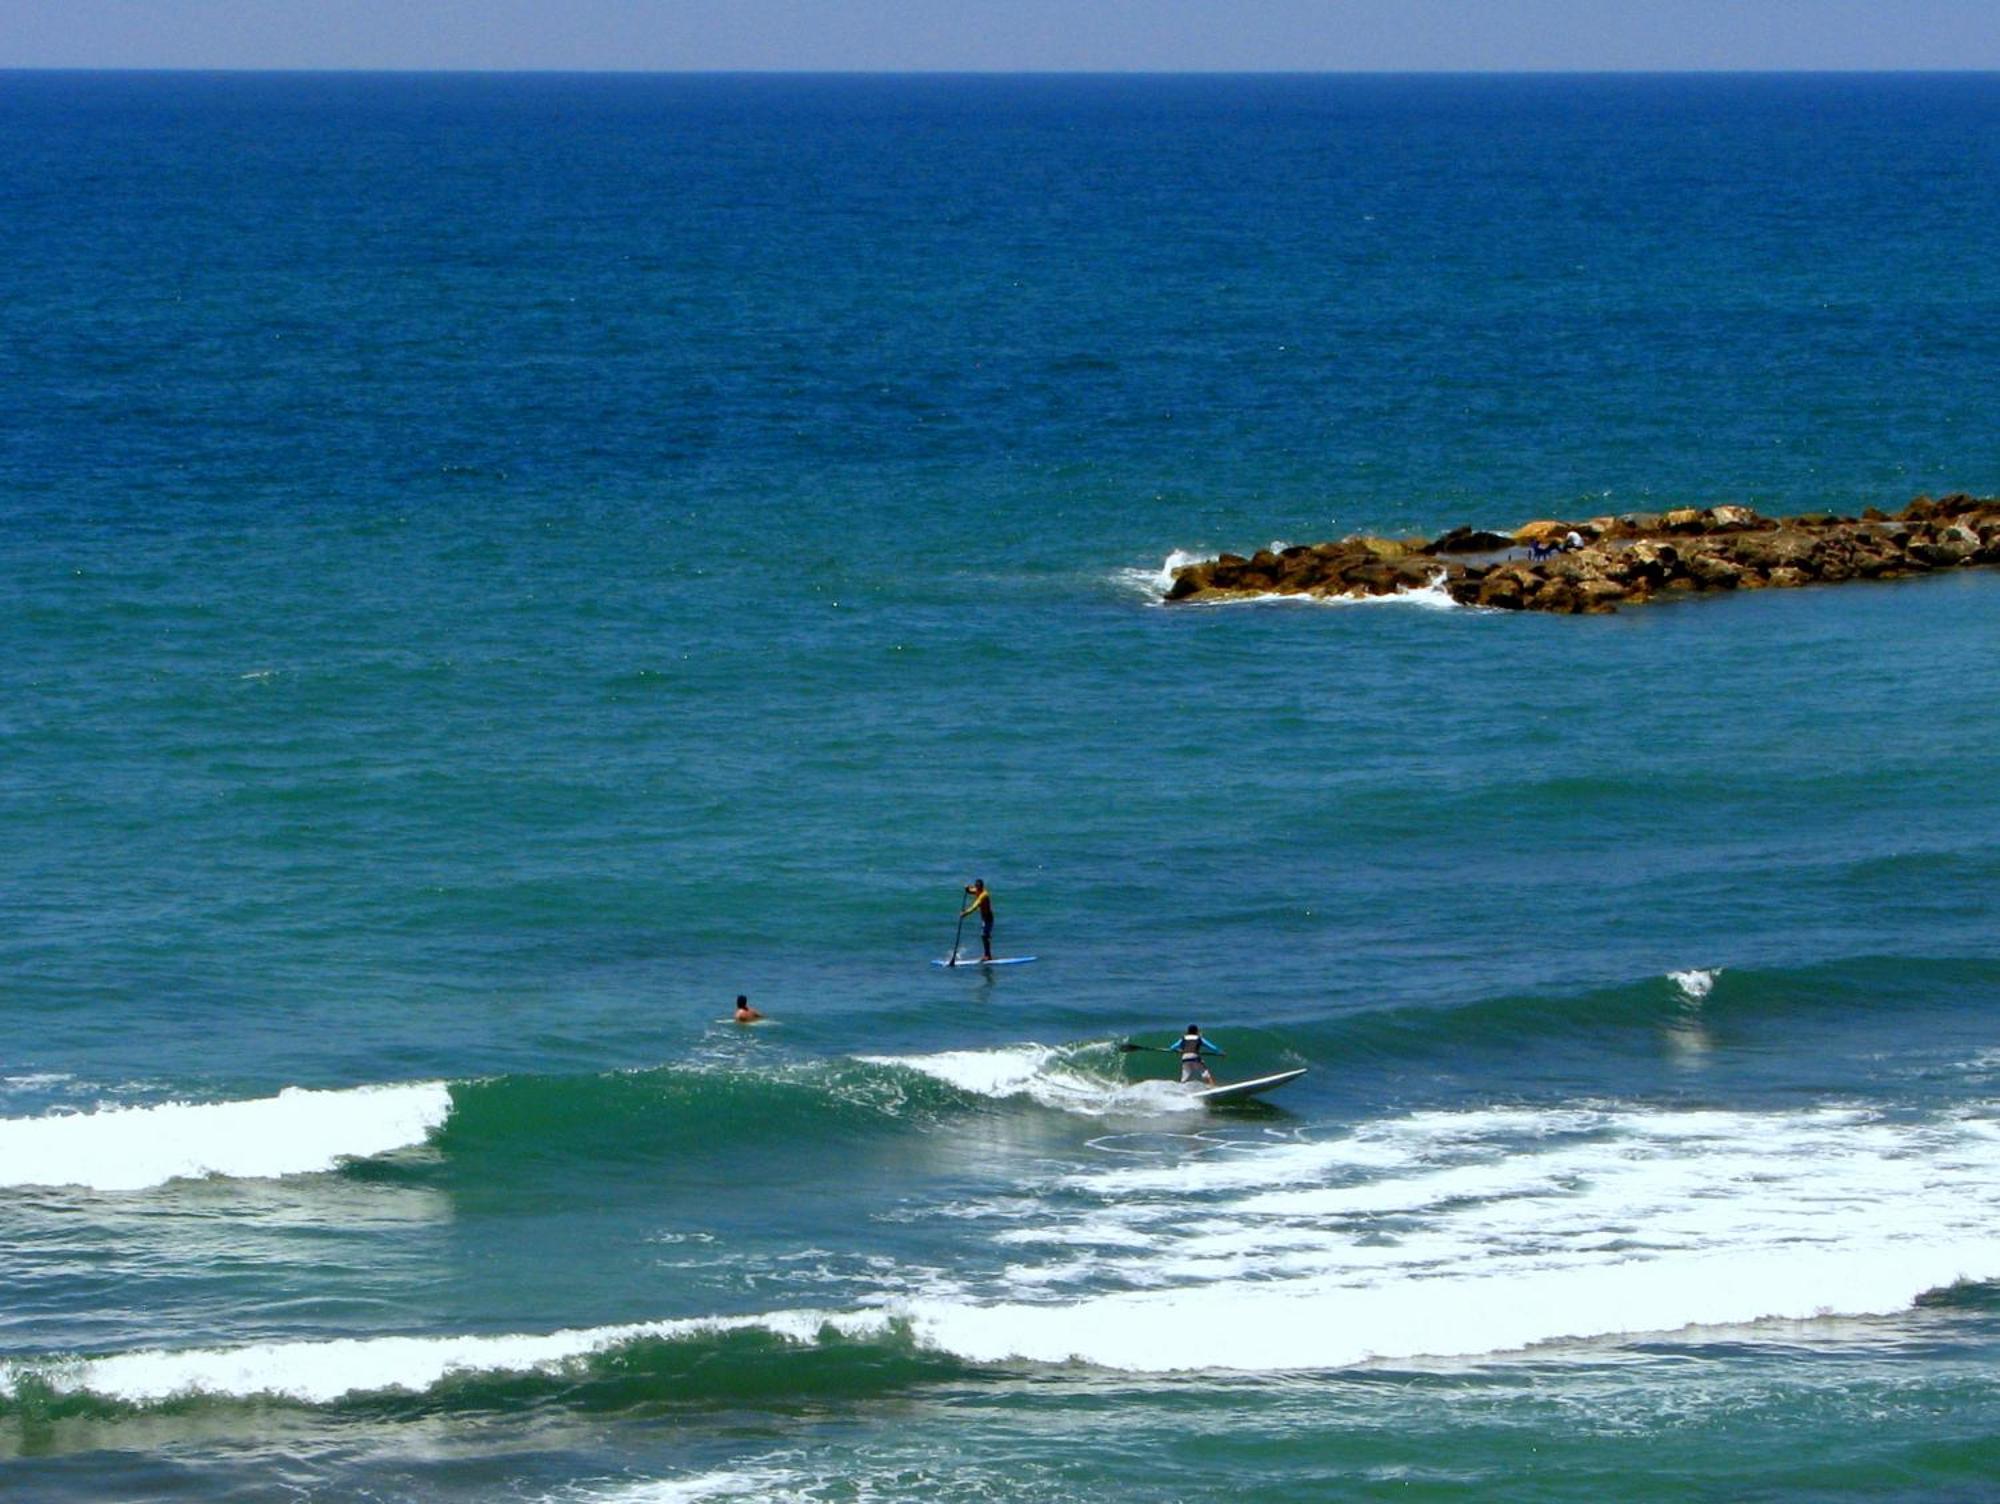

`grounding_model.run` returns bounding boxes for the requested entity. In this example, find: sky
[1,0,1997,73]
